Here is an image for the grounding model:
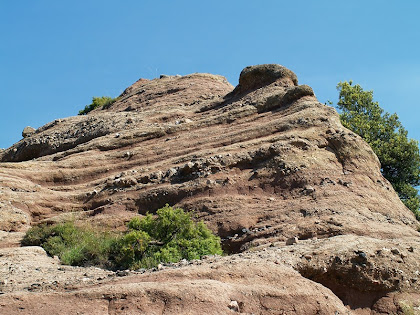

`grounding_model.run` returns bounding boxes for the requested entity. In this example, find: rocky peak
[1,64,419,314]
[233,64,298,95]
